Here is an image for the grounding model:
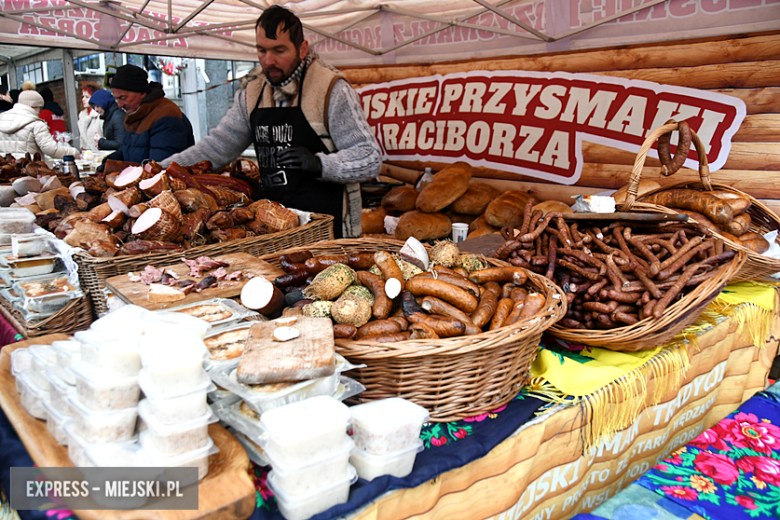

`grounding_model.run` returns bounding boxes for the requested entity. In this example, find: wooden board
[0,335,256,520]
[105,252,285,311]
